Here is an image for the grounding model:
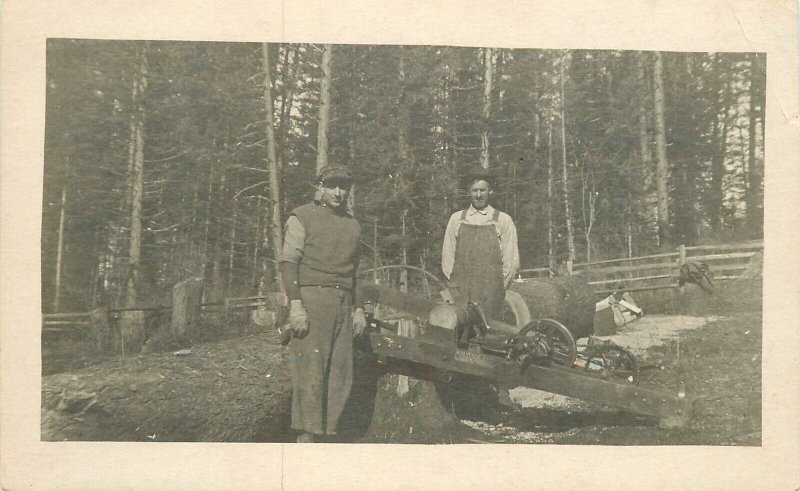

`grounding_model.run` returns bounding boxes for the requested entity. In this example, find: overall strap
[460,209,468,221]
[491,208,500,222]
